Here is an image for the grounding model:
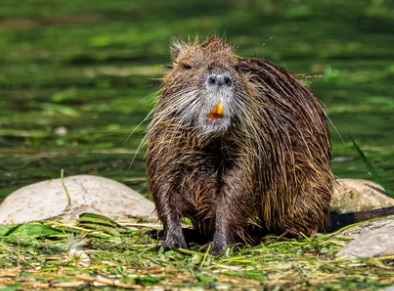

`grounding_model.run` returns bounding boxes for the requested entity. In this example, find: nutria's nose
[207,73,233,87]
